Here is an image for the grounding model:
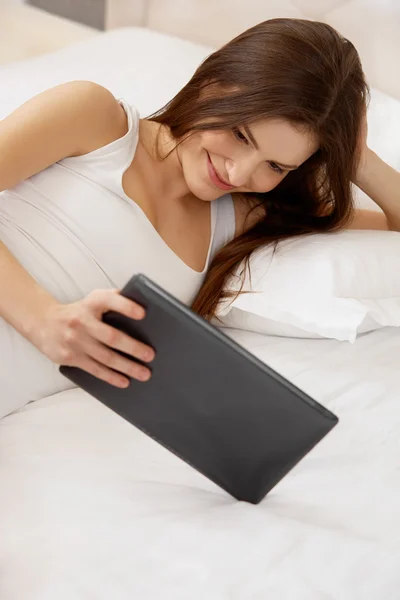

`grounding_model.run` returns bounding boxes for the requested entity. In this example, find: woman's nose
[225,157,257,188]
